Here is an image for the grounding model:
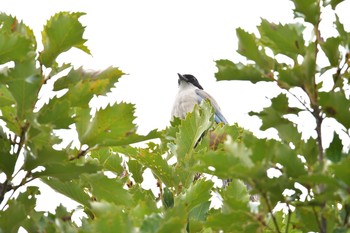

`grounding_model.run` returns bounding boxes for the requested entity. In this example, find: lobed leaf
[0,85,15,107]
[88,202,134,233]
[90,147,124,175]
[81,173,133,206]
[320,37,341,67]
[319,91,350,129]
[215,59,272,83]
[292,0,320,25]
[177,179,213,210]
[53,67,124,108]
[175,101,213,163]
[37,97,75,129]
[236,28,273,69]
[41,177,91,208]
[39,12,90,67]
[0,13,36,64]
[326,132,344,163]
[5,59,41,122]
[258,19,305,61]
[76,103,159,147]
[0,128,16,177]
